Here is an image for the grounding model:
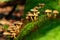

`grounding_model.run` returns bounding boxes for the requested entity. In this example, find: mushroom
[0,20,6,25]
[0,18,11,25]
[30,9,38,16]
[39,3,45,8]
[10,30,16,33]
[3,32,11,36]
[53,10,59,18]
[26,16,29,20]
[14,21,23,27]
[36,11,40,15]
[45,9,52,17]
[11,33,16,38]
[27,12,34,21]
[30,9,38,13]
[34,14,38,20]
[34,6,39,10]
